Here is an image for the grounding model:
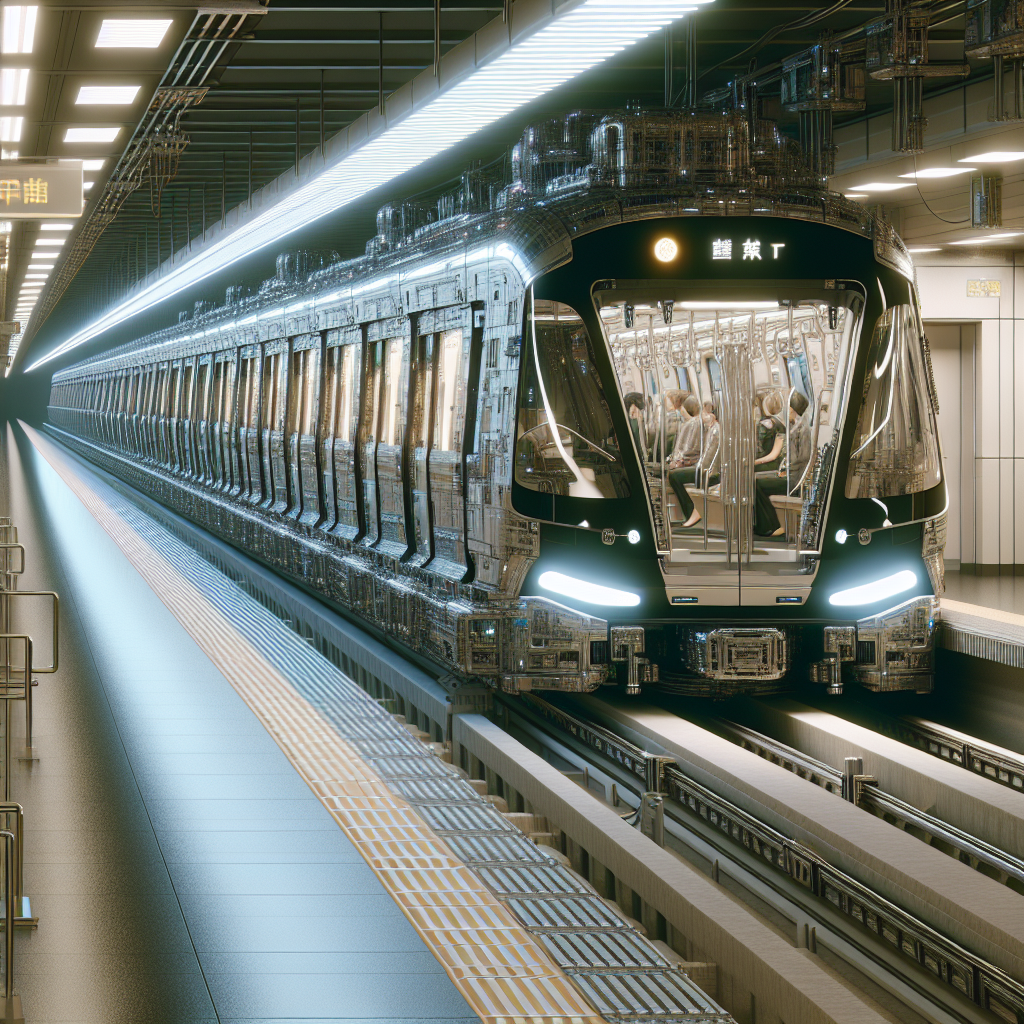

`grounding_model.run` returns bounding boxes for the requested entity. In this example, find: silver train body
[46,110,945,698]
